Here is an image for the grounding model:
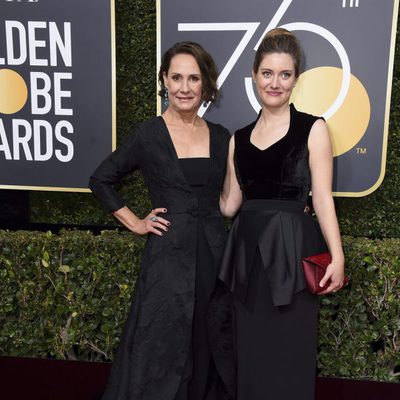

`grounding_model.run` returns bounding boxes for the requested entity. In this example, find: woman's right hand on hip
[132,208,171,236]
